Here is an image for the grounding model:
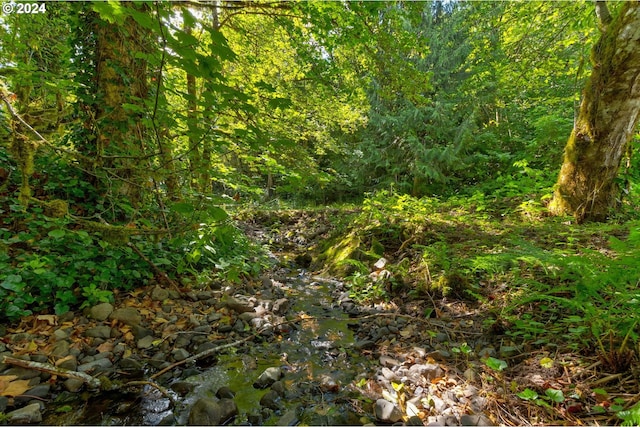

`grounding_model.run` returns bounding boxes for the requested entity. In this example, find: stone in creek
[277,408,299,426]
[77,357,113,373]
[223,295,255,314]
[187,398,238,426]
[353,340,376,350]
[374,398,403,423]
[253,367,282,389]
[171,381,196,396]
[259,389,281,410]
[6,402,42,424]
[57,355,77,371]
[109,307,141,326]
[119,357,144,375]
[270,381,286,397]
[89,302,114,321]
[216,386,235,399]
[272,298,290,315]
